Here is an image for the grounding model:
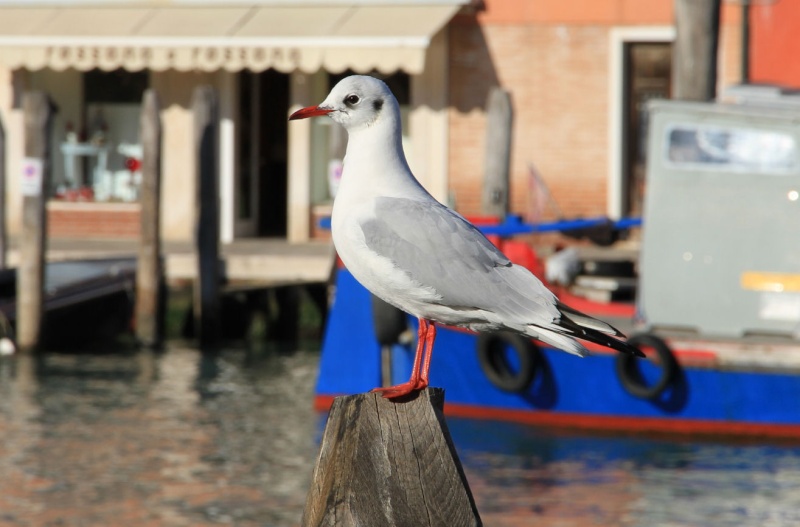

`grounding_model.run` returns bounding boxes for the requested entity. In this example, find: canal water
[1,344,800,526]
